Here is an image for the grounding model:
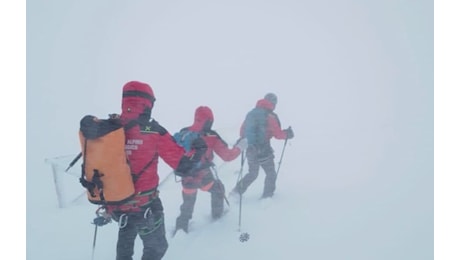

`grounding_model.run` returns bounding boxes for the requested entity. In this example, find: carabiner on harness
[144,207,152,219]
[118,214,128,229]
